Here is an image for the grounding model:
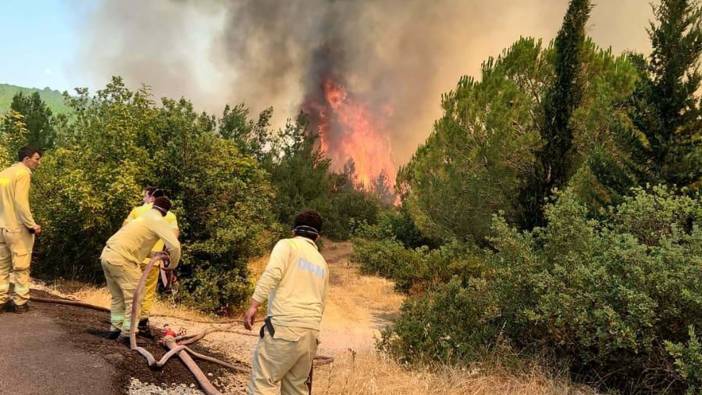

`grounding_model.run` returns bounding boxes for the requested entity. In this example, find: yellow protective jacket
[252,237,329,330]
[0,163,36,230]
[102,208,181,268]
[123,203,178,253]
